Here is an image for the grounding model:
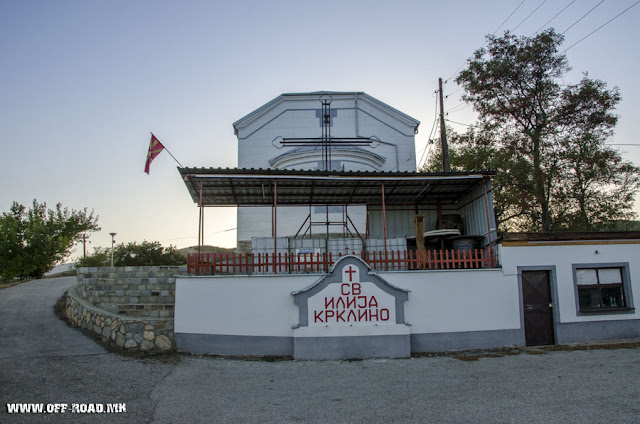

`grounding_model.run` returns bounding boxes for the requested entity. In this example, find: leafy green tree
[0,200,100,281]
[114,241,185,266]
[76,241,186,267]
[75,247,111,267]
[424,128,537,230]
[446,29,639,232]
